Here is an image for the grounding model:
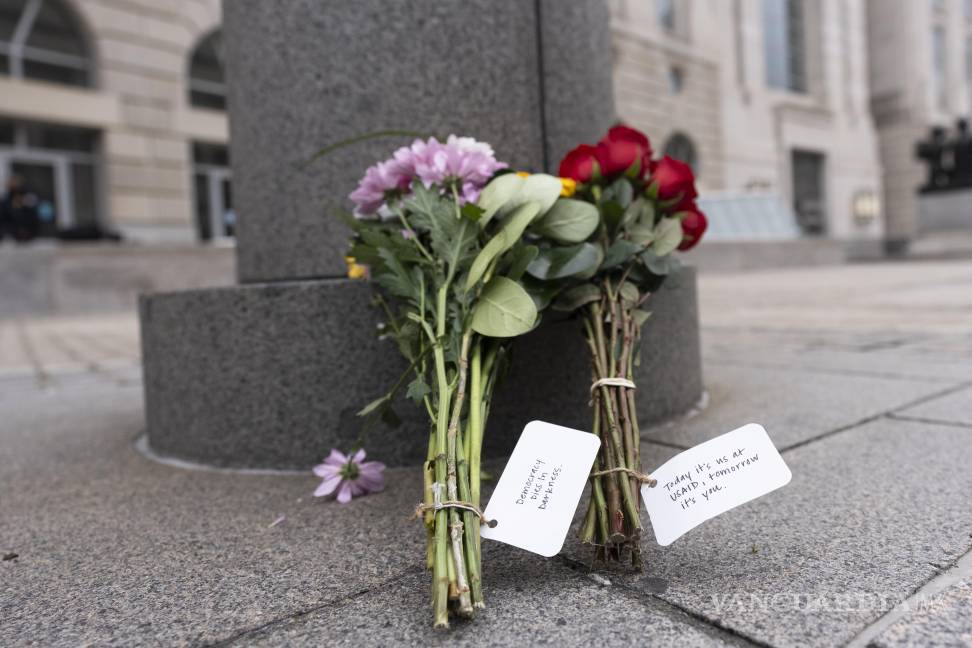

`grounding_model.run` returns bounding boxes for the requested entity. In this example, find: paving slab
[221,545,743,647]
[894,384,972,428]
[0,381,430,646]
[564,418,972,647]
[870,577,972,647]
[701,328,972,383]
[642,362,958,450]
